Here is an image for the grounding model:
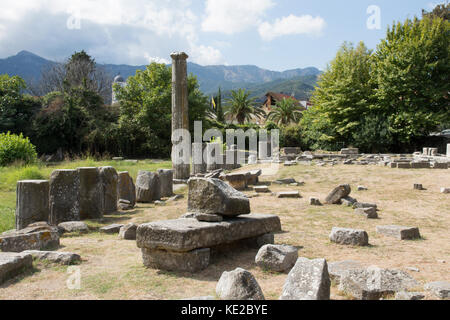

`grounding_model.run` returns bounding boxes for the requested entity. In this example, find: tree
[225,89,265,125]
[115,62,208,157]
[30,51,112,103]
[216,87,225,123]
[303,42,374,148]
[372,17,450,145]
[0,75,41,137]
[267,97,303,126]
[422,2,449,21]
